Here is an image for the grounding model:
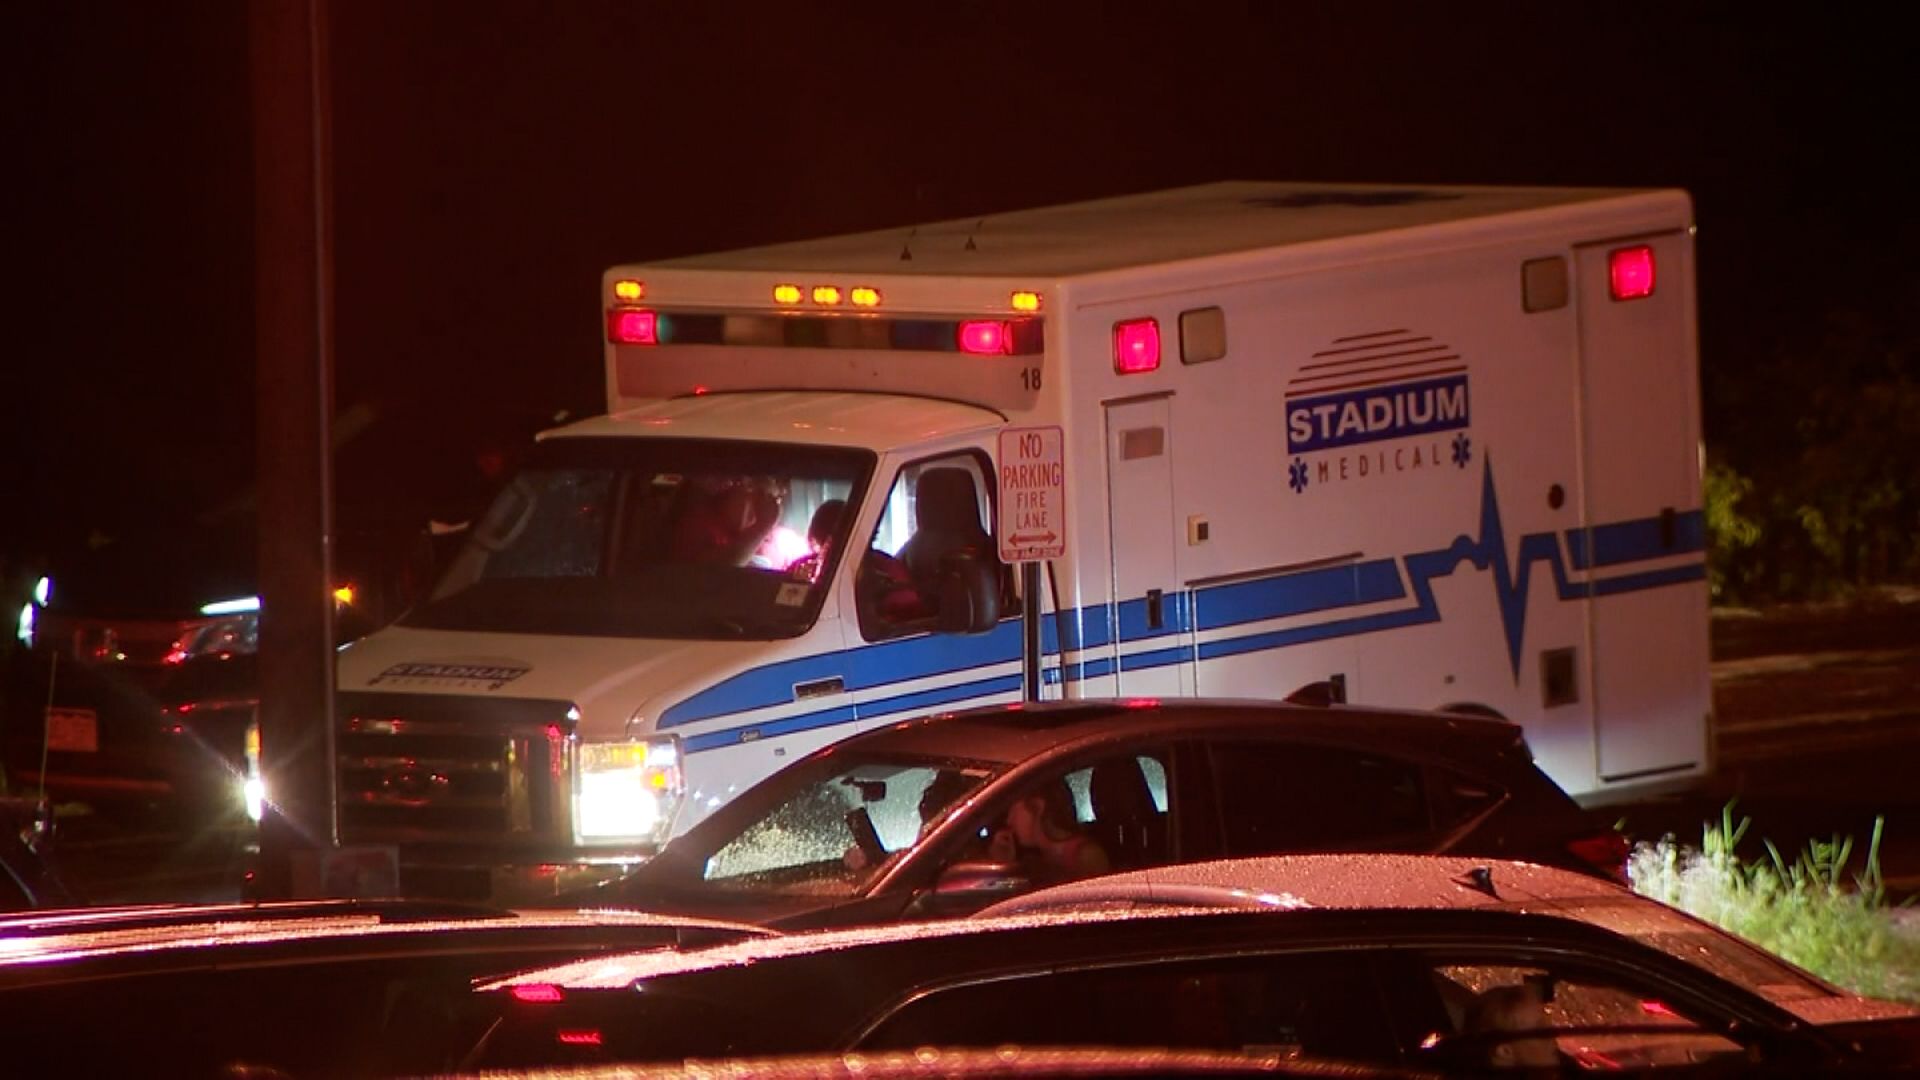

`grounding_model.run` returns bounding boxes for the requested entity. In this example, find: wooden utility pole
[249,0,337,896]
